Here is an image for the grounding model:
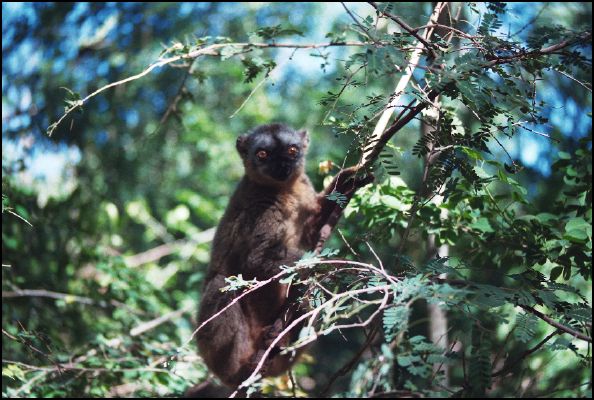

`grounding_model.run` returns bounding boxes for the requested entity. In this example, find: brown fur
[196,124,372,388]
[196,125,319,387]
